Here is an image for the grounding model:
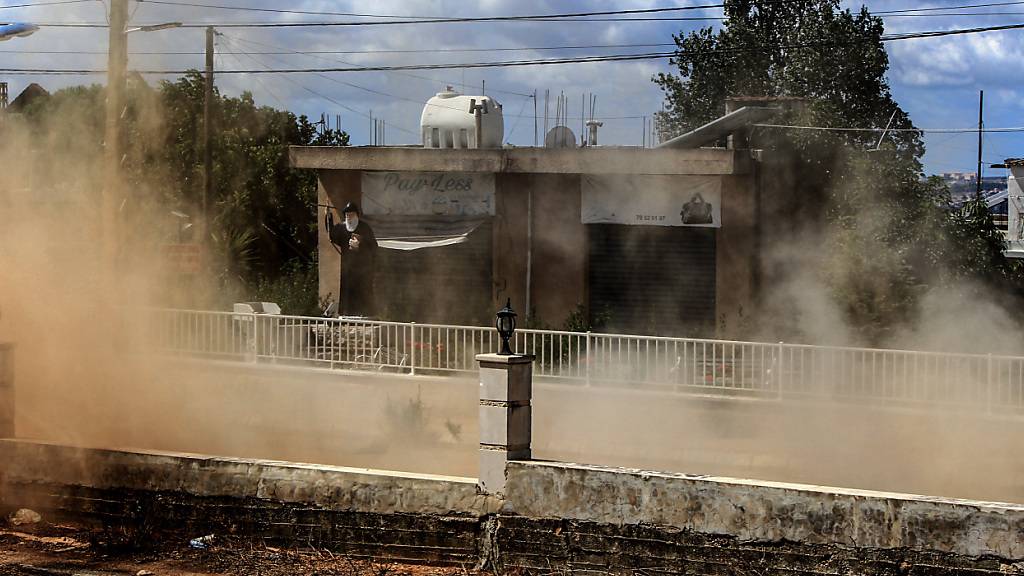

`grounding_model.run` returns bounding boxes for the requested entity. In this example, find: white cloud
[7,0,1022,170]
